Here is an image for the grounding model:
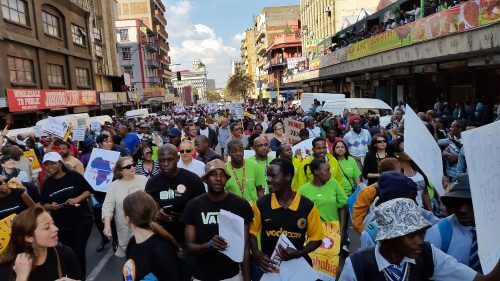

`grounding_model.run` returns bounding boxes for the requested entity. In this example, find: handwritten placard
[462,121,500,273]
[284,118,305,145]
[72,125,86,142]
